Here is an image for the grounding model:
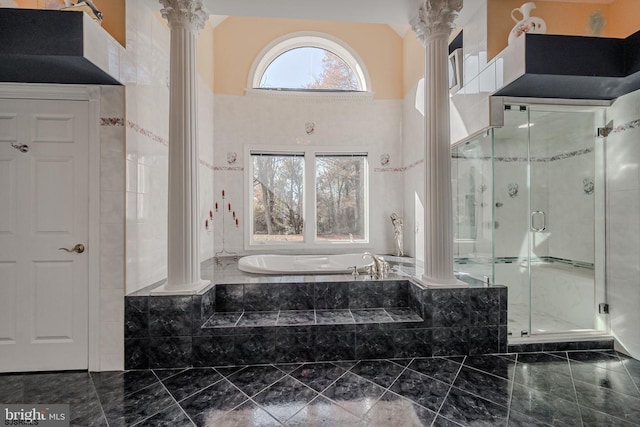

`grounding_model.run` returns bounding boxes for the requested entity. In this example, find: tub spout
[363,252,389,279]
